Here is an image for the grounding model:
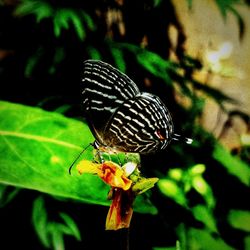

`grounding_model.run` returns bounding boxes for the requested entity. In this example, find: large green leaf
[0,101,157,214]
[0,101,103,203]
